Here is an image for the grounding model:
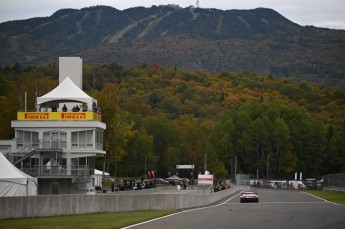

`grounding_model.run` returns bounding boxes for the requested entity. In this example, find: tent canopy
[166,175,183,181]
[37,77,96,106]
[94,169,110,176]
[0,153,37,196]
